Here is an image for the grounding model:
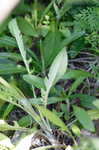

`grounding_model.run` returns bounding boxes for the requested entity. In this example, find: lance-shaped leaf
[8,19,30,73]
[45,48,68,92]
